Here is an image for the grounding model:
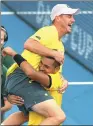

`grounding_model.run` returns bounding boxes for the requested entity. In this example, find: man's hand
[2,47,17,57]
[58,79,68,94]
[7,94,24,106]
[53,50,64,64]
